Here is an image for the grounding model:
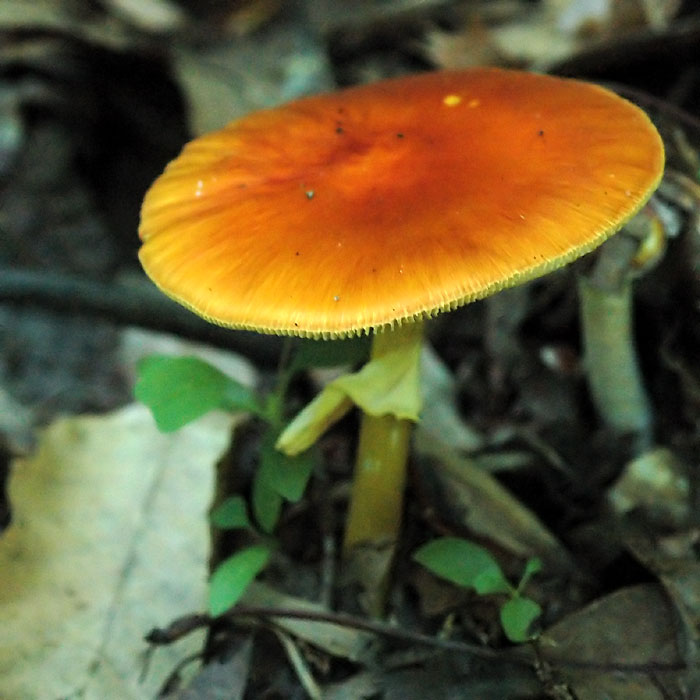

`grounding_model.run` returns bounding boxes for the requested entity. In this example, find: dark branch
[146,605,688,675]
[0,267,284,368]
